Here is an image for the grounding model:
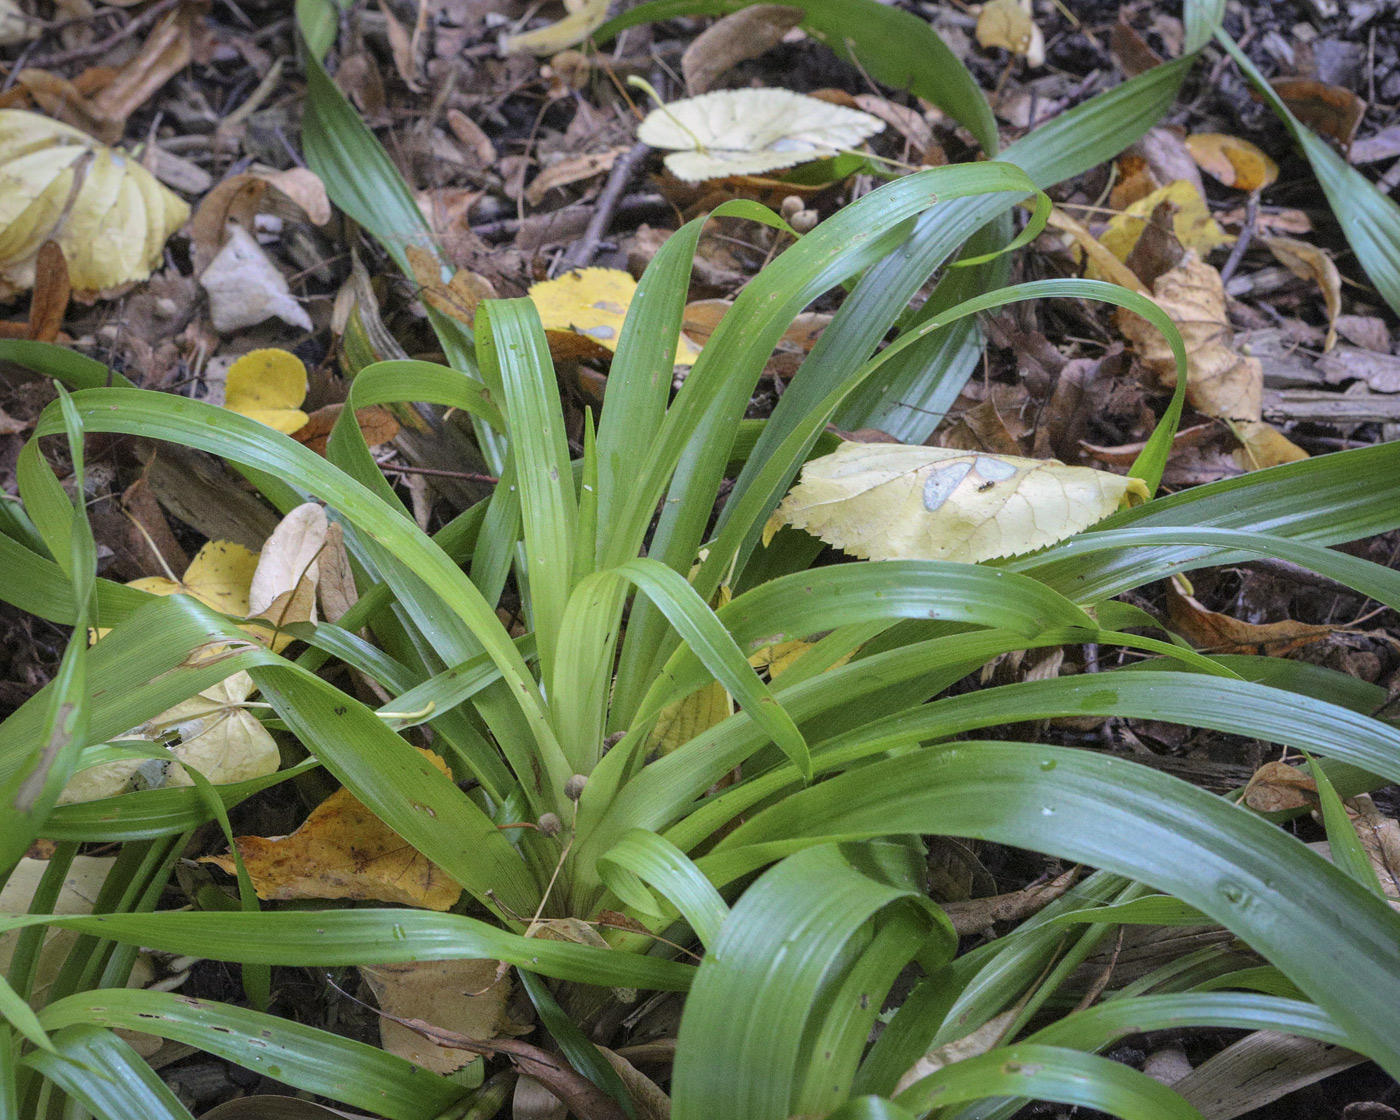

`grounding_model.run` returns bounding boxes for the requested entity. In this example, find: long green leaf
[707,743,1400,1074]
